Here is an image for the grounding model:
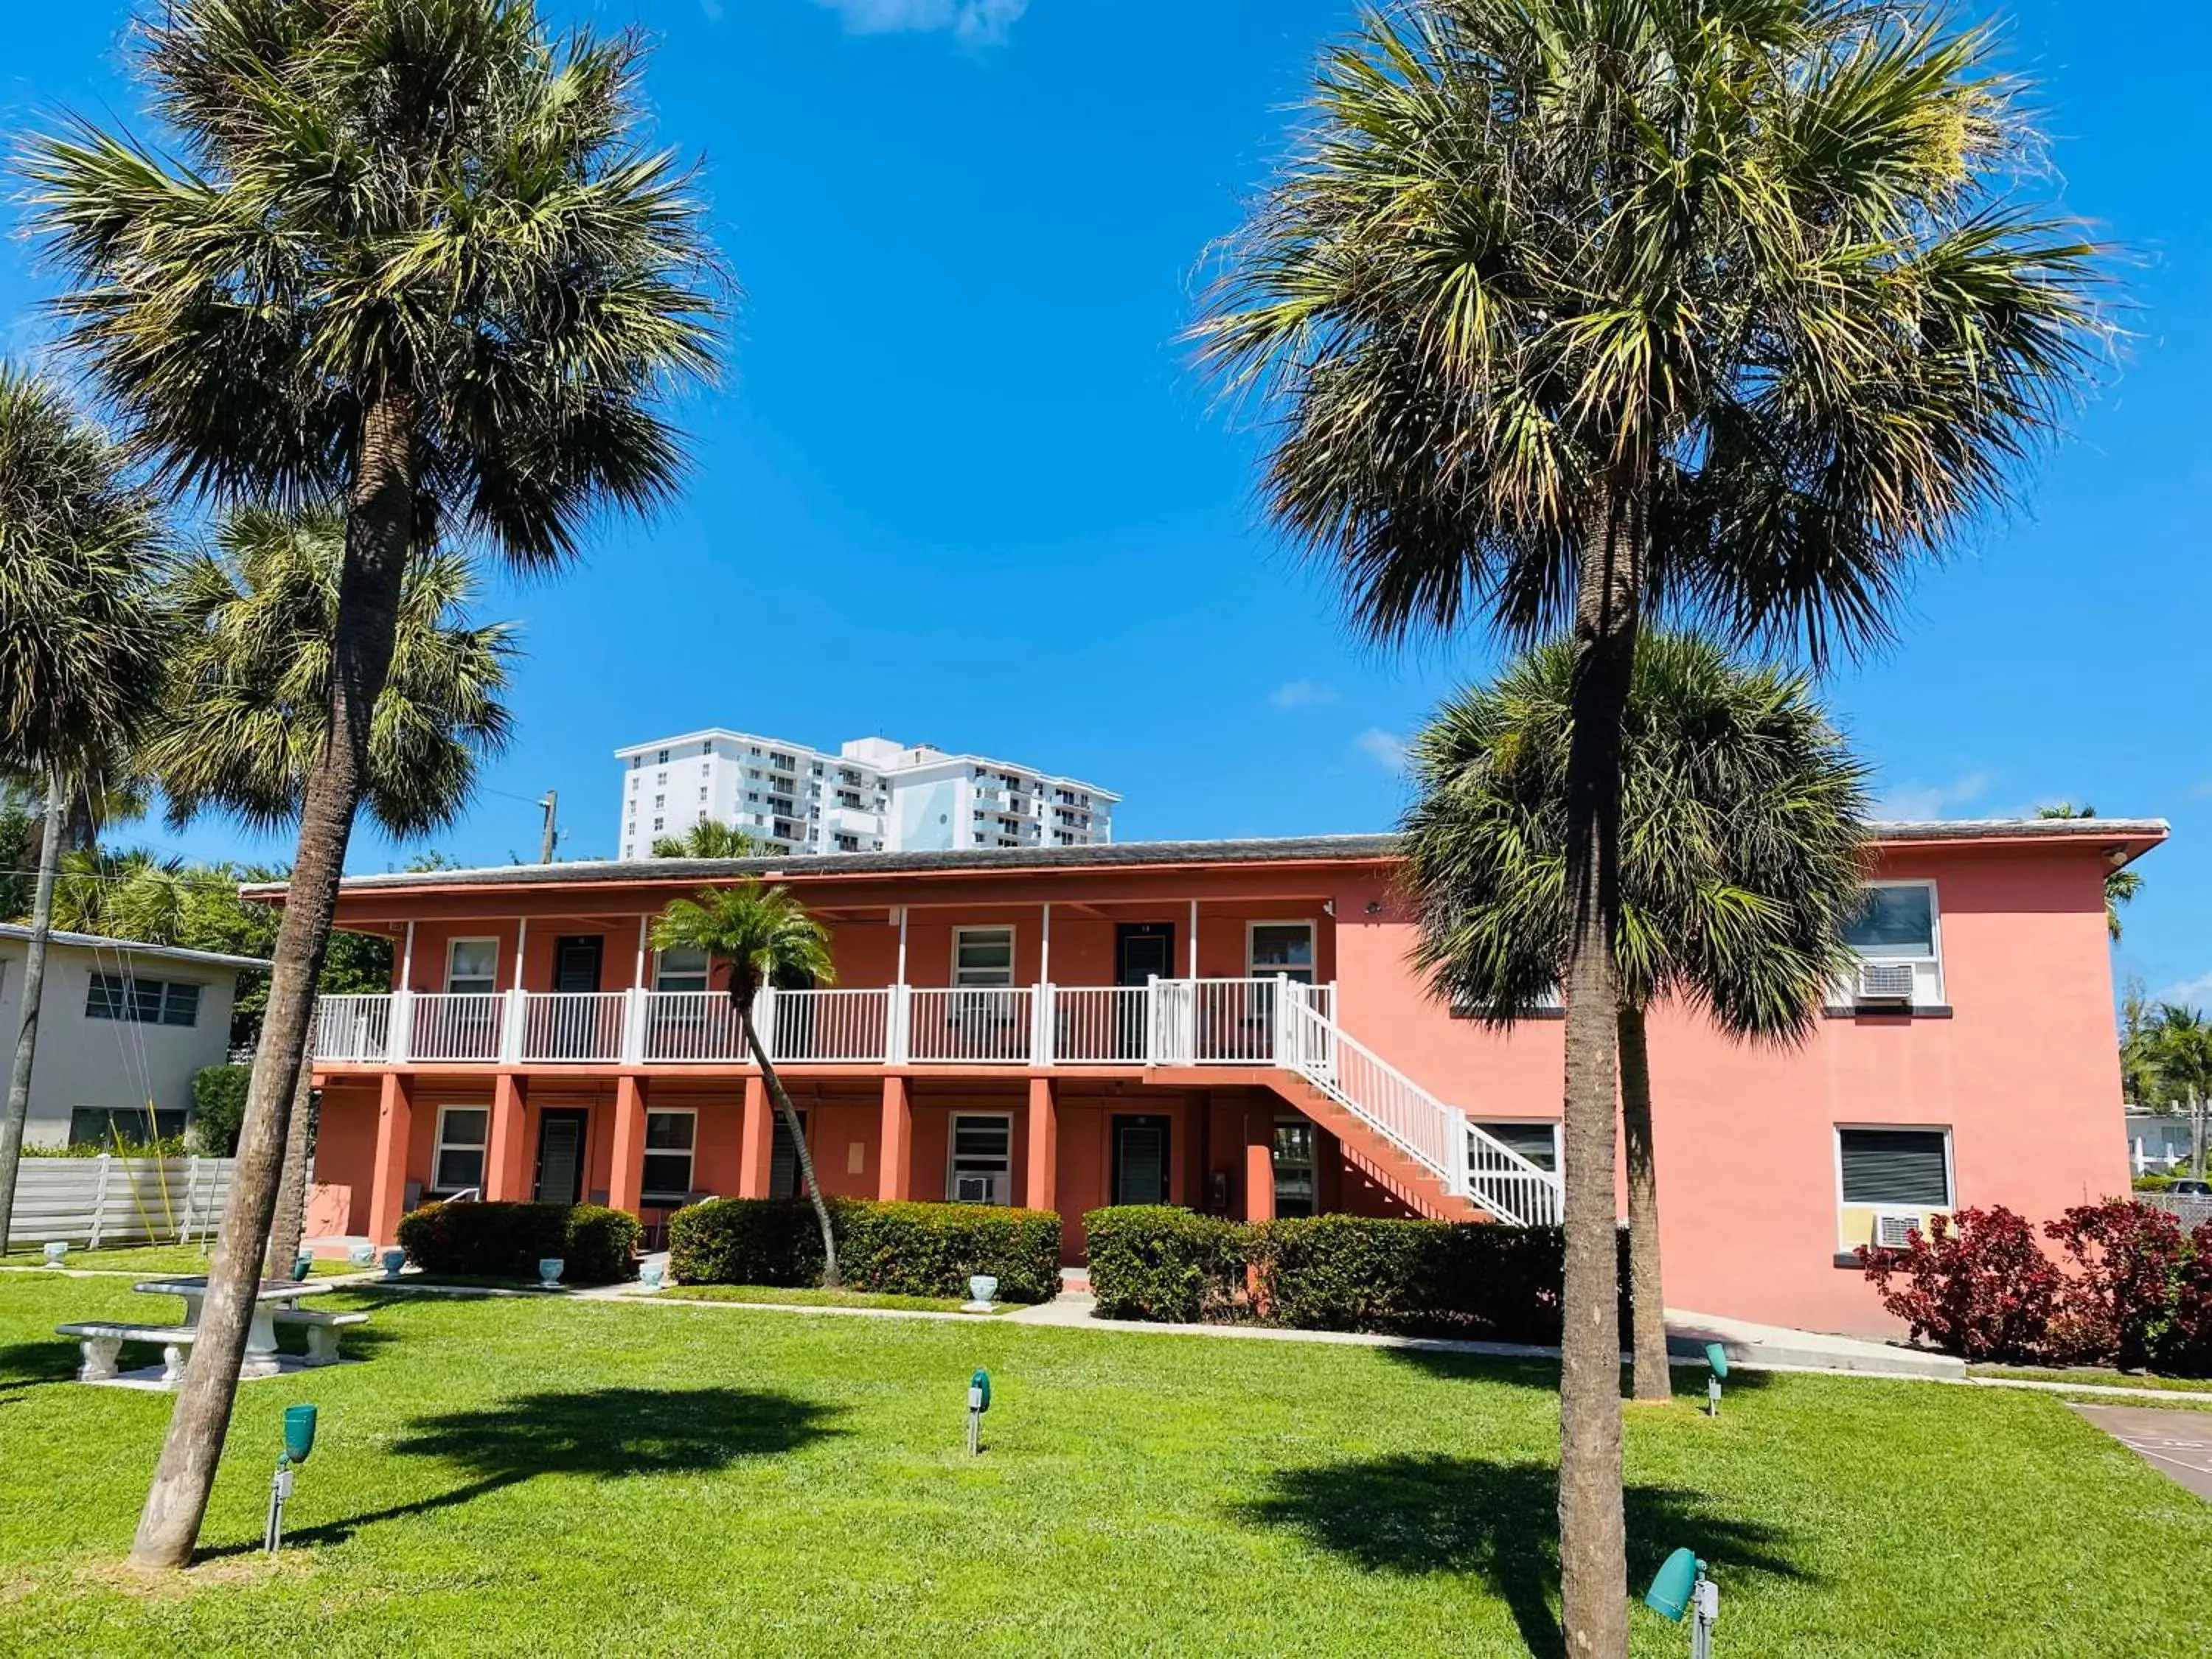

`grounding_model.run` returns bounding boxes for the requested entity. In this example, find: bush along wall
[666,1197,1063,1304]
[1082,1207,1632,1340]
[1860,1199,2212,1376]
[189,1065,251,1157]
[397,1200,640,1285]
